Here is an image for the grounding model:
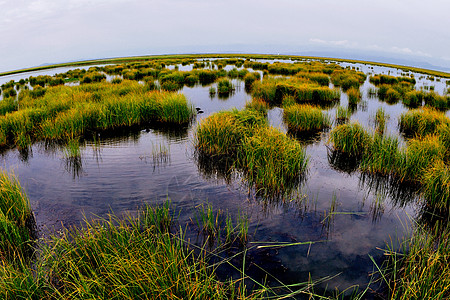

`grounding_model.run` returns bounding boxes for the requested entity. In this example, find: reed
[283,104,331,134]
[328,122,372,157]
